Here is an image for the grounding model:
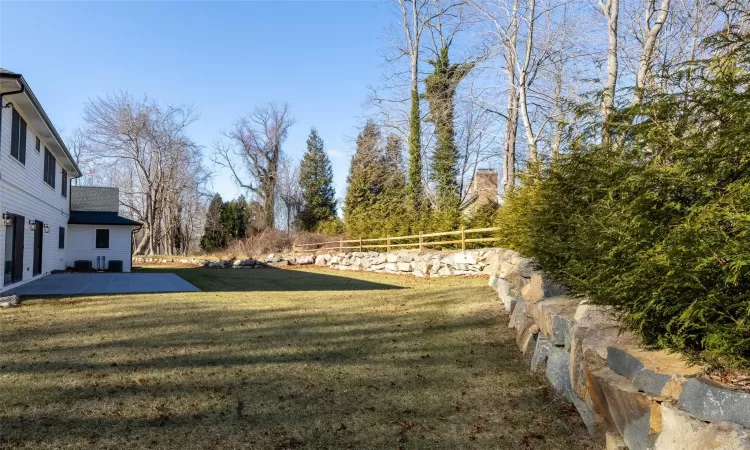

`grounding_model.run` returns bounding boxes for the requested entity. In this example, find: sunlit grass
[0,268,596,449]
